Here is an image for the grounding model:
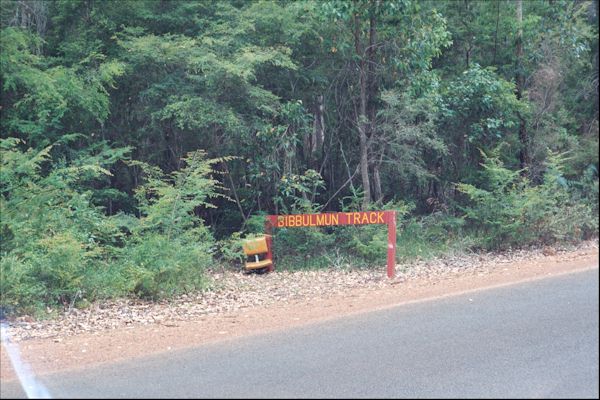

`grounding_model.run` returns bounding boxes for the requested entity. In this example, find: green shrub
[1,139,222,315]
[396,212,472,261]
[1,138,129,311]
[120,150,225,296]
[214,214,270,269]
[456,149,597,249]
[29,232,89,306]
[334,200,415,265]
[570,164,599,236]
[215,231,247,267]
[122,231,213,299]
[0,255,45,316]
[273,227,335,270]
